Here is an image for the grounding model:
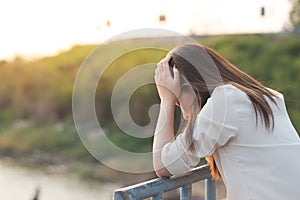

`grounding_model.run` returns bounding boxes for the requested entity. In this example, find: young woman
[153,44,300,200]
